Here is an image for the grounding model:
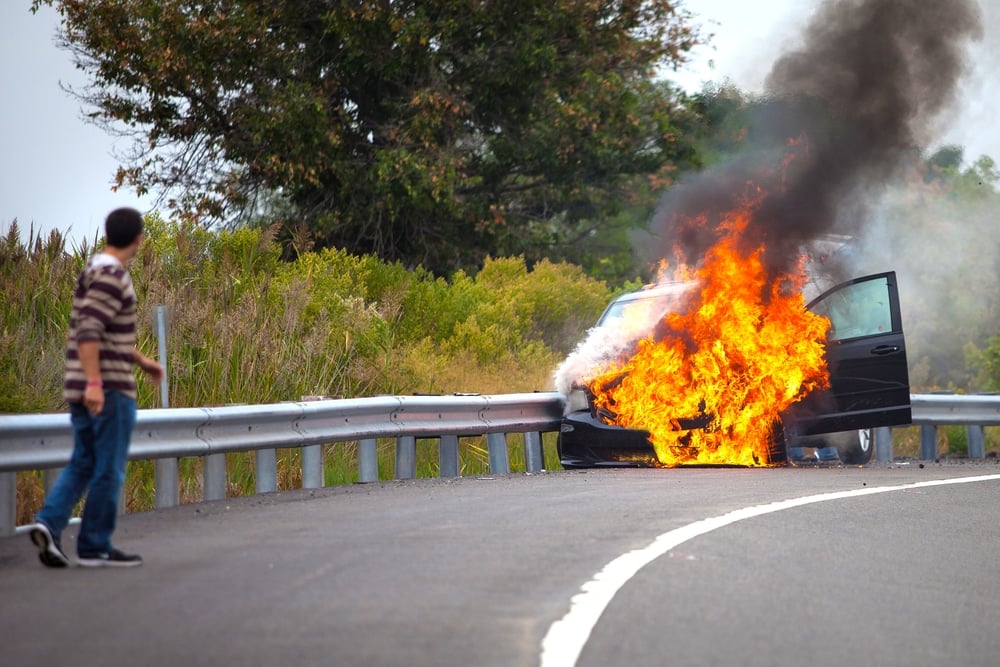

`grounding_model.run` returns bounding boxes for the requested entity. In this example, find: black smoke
[650,0,983,282]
